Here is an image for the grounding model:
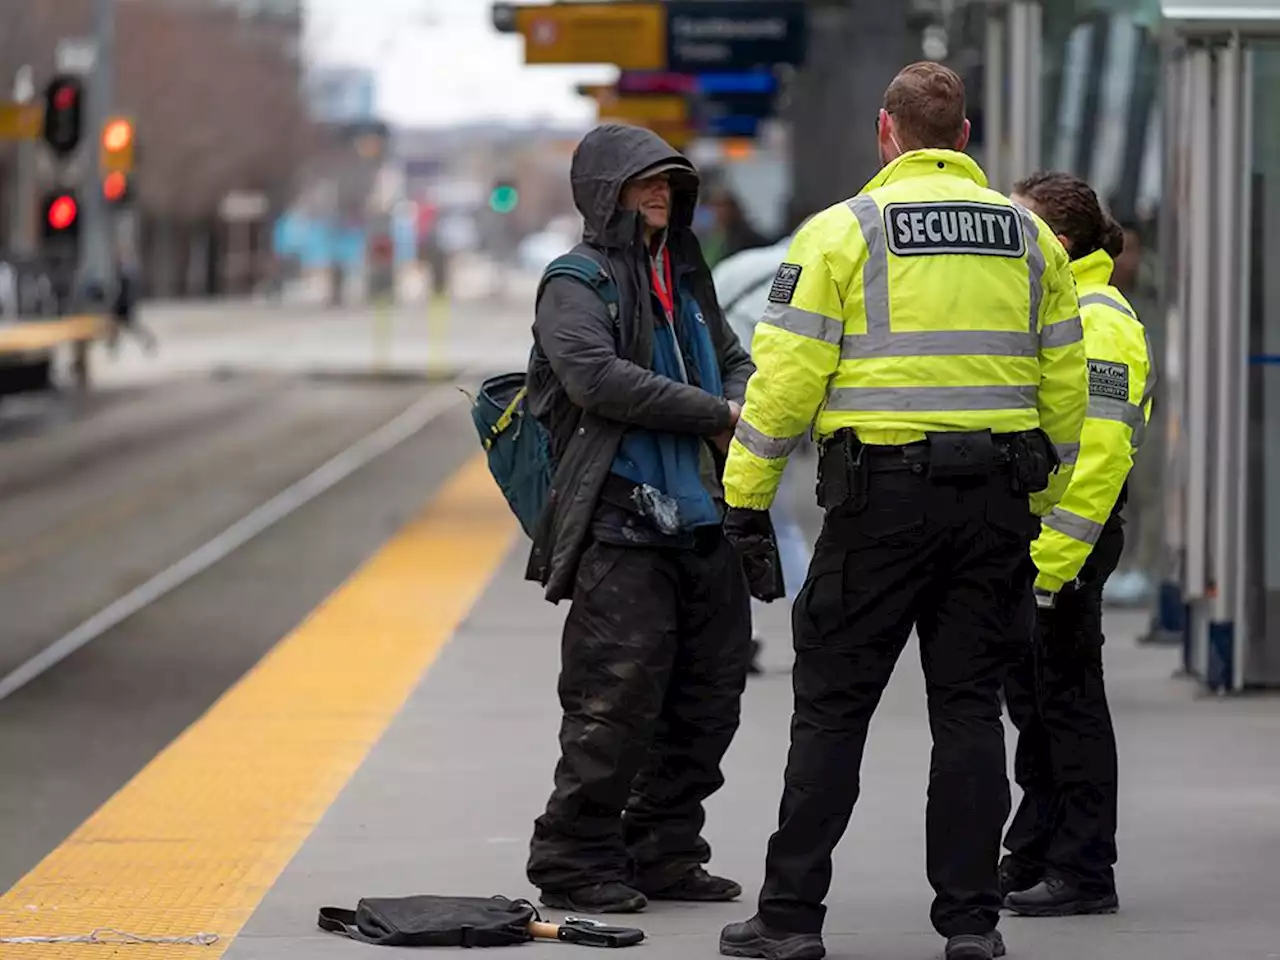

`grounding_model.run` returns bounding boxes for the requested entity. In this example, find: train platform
[1,454,1278,960]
